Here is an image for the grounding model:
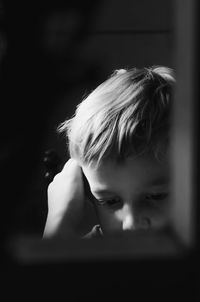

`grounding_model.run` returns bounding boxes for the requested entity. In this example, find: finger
[50,159,79,184]
[61,158,82,177]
